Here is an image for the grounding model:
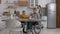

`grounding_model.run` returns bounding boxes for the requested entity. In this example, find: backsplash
[0,0,55,15]
[0,4,47,16]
